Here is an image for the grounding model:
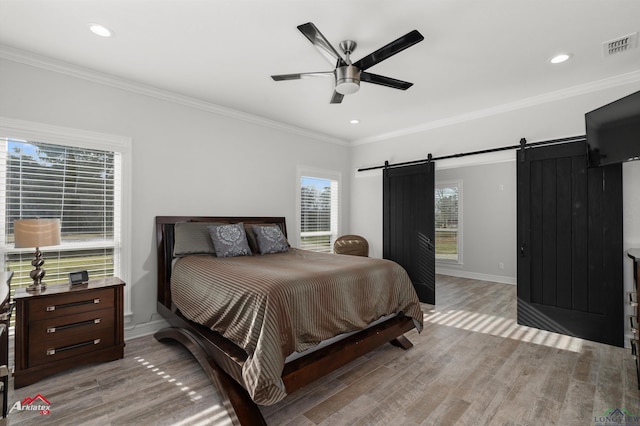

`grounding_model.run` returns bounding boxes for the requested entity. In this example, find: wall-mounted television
[586,90,640,167]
